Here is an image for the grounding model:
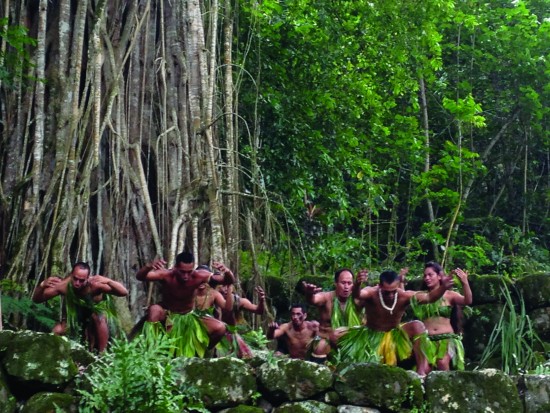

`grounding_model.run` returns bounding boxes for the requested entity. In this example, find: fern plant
[77,328,206,413]
[1,293,59,331]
